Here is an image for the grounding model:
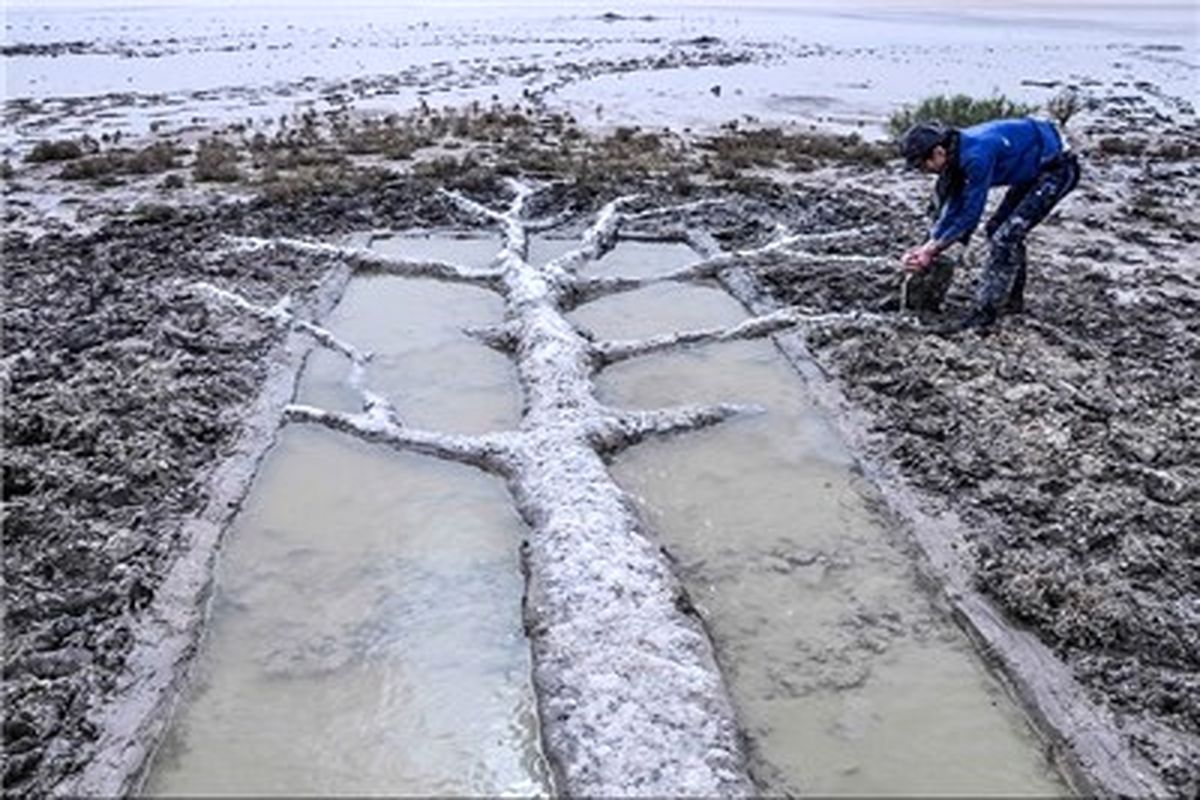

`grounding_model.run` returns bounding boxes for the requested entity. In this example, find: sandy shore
[3,4,1199,797]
